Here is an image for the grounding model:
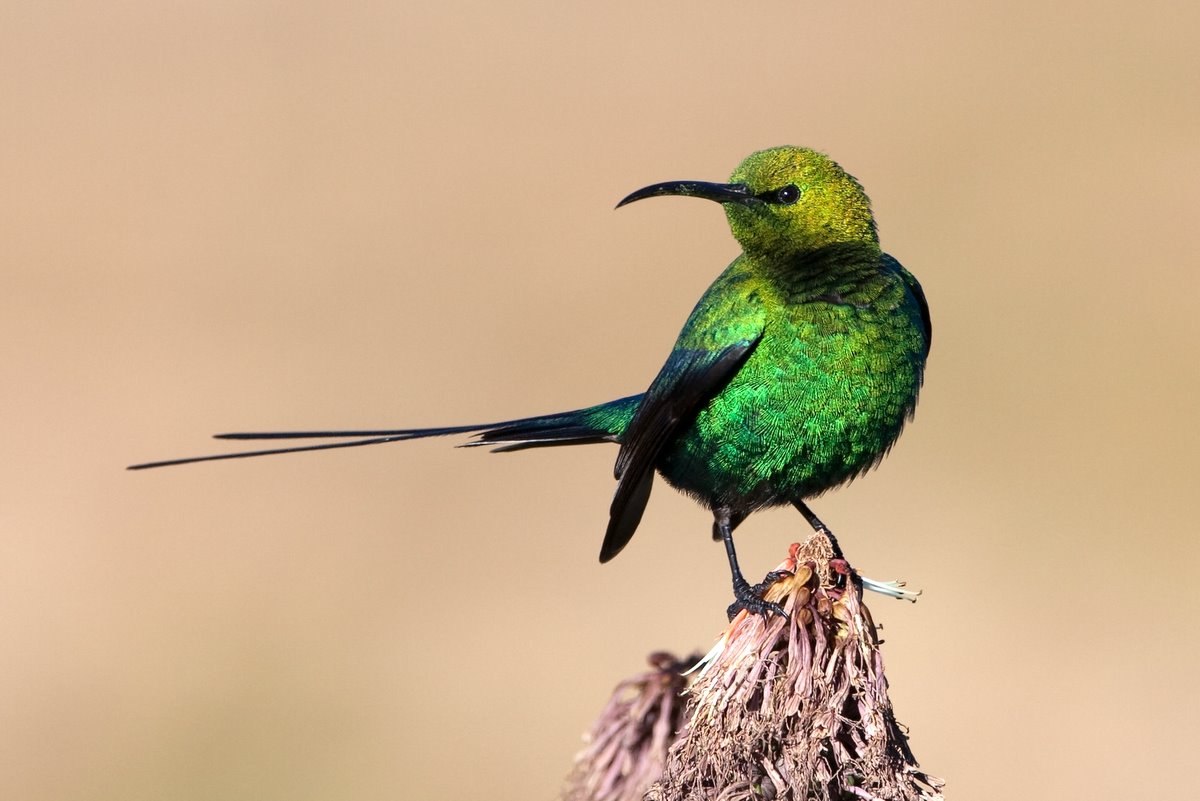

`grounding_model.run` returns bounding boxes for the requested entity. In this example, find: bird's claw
[758,569,794,587]
[727,573,792,622]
